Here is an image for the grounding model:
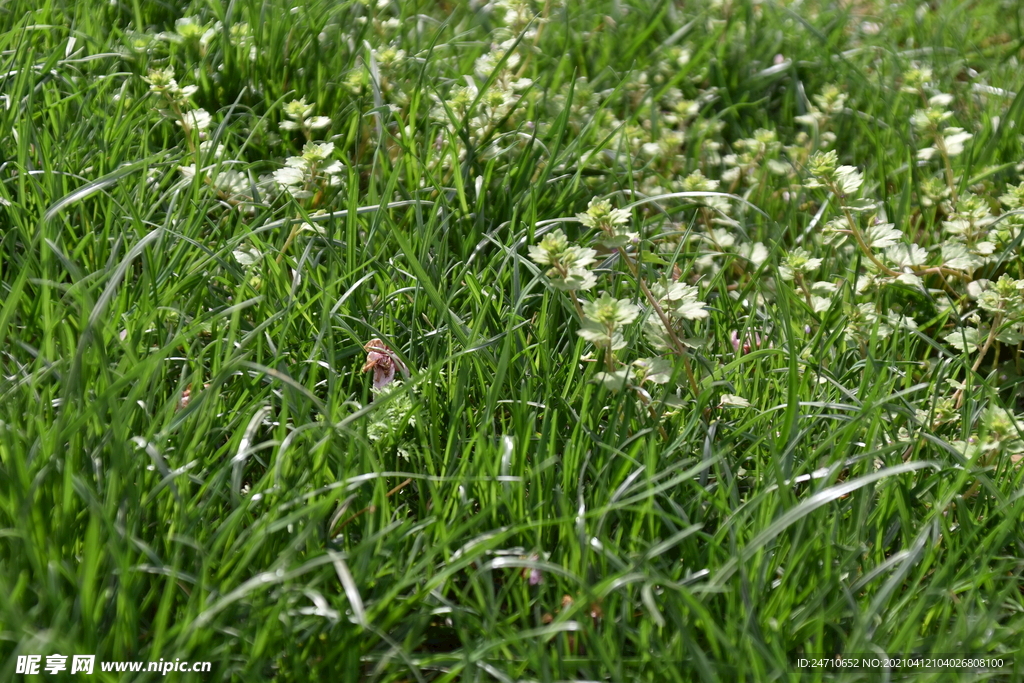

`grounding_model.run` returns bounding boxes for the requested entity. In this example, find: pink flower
[730,330,765,354]
[528,568,543,585]
[361,338,408,391]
